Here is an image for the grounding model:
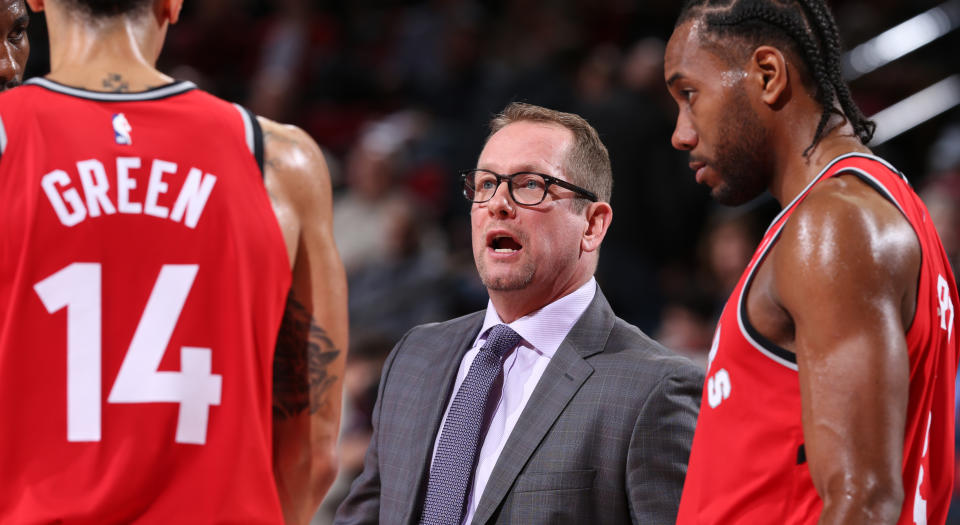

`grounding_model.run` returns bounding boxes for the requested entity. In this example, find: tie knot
[482,324,521,358]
